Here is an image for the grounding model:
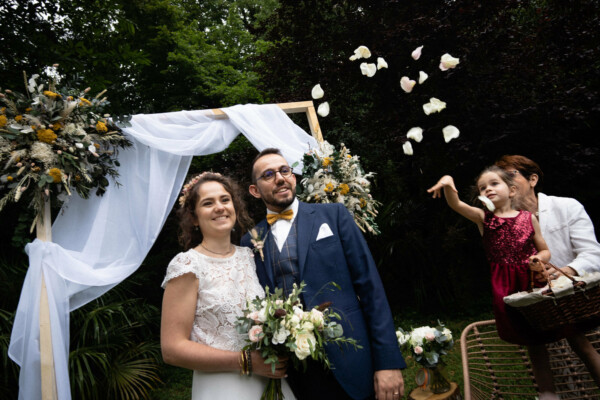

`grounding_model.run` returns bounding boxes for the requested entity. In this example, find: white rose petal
[411,45,423,60]
[439,53,460,71]
[478,196,496,212]
[442,125,460,143]
[377,57,388,70]
[311,84,324,99]
[400,76,416,93]
[349,45,372,61]
[360,62,377,77]
[407,127,423,143]
[423,97,447,115]
[402,141,414,156]
[418,71,429,84]
[317,102,330,117]
[75,143,84,149]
